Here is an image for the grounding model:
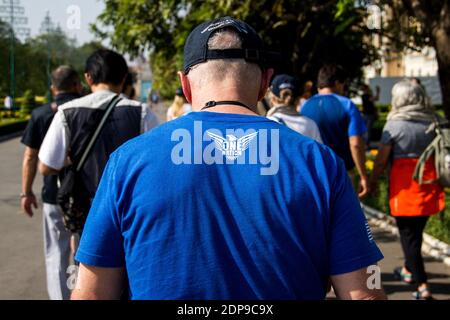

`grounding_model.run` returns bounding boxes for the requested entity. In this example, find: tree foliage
[93,0,379,97]
[376,0,450,119]
[0,20,104,98]
[0,20,13,97]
